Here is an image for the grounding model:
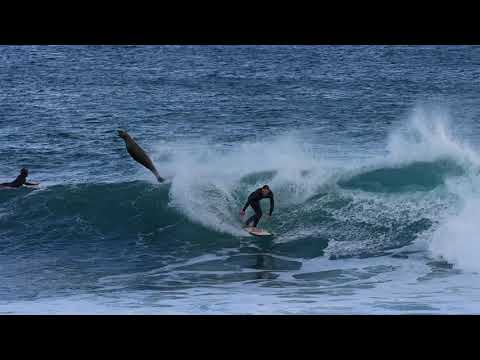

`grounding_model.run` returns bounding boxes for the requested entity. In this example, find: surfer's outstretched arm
[268,194,274,216]
[242,199,251,212]
[25,181,39,186]
[240,200,249,217]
